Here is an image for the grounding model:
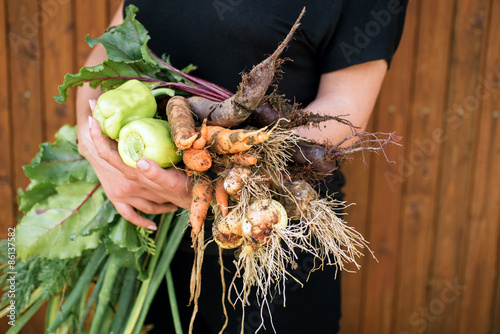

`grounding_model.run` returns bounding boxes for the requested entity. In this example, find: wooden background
[1,0,499,333]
